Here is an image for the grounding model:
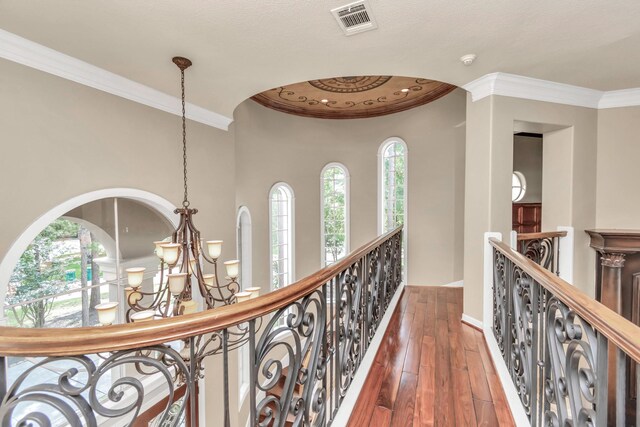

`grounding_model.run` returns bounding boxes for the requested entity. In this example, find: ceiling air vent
[331,1,378,36]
